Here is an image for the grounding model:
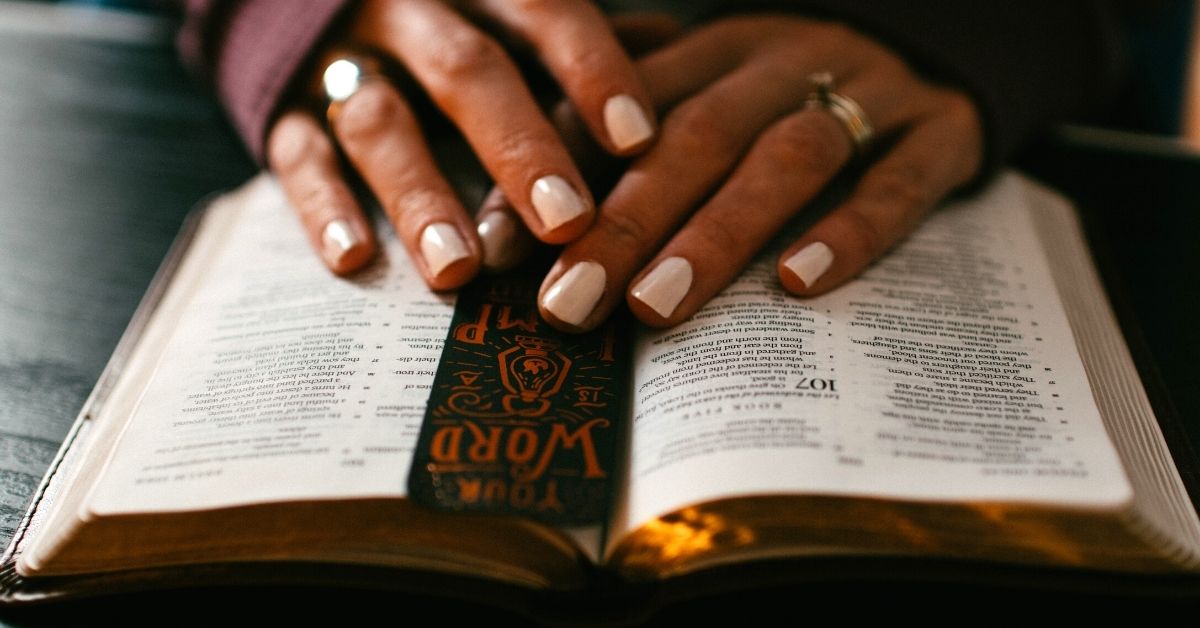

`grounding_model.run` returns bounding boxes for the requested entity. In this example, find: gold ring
[805,72,874,154]
[322,55,384,124]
